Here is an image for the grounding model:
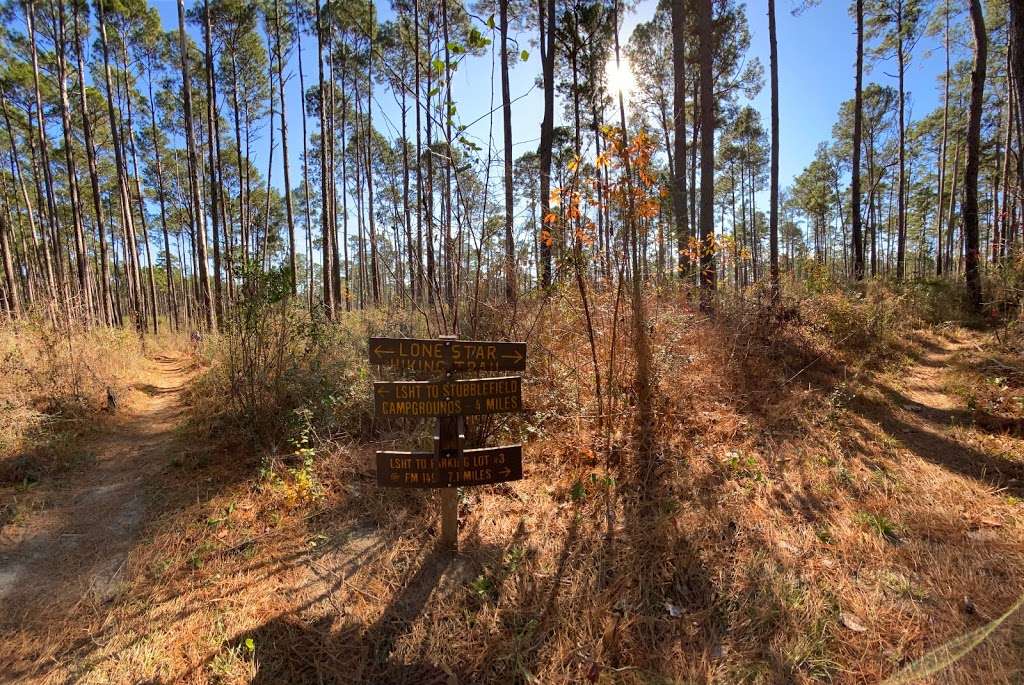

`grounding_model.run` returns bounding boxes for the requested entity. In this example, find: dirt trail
[0,354,196,625]
[857,327,1024,497]
[896,332,972,413]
